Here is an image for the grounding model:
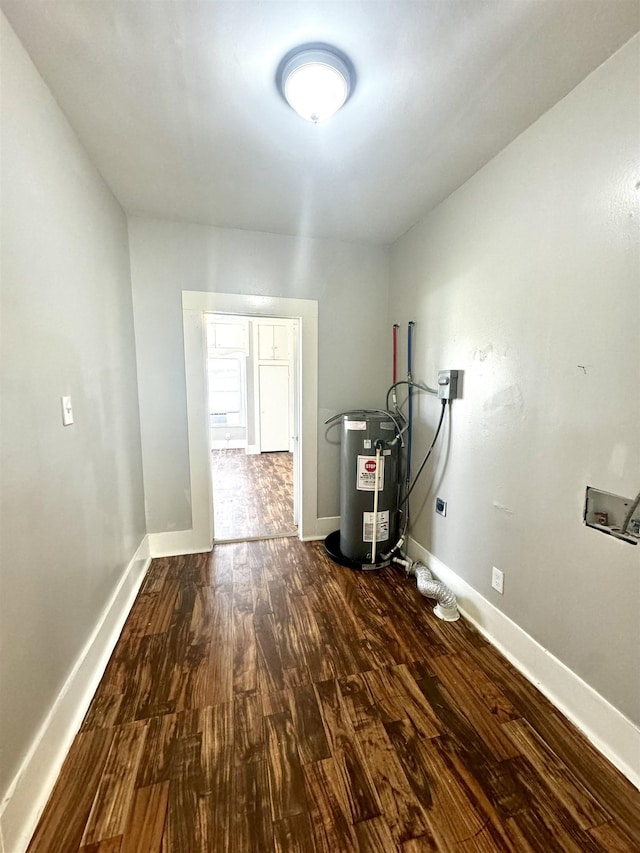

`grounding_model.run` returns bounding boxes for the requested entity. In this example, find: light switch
[61,396,74,426]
